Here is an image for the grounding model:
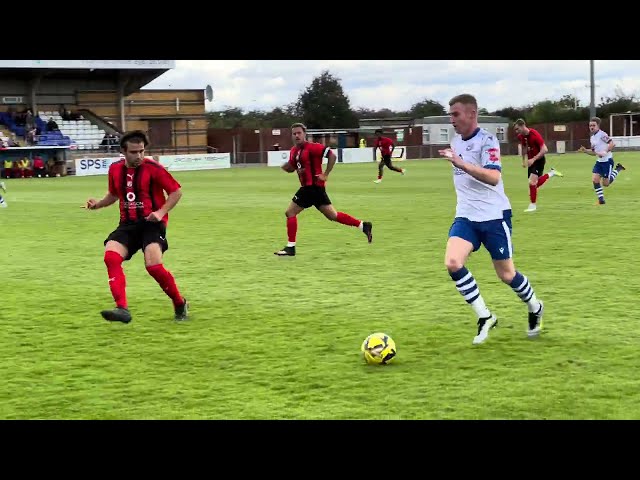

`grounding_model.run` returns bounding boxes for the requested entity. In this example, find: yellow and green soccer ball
[361,332,397,365]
